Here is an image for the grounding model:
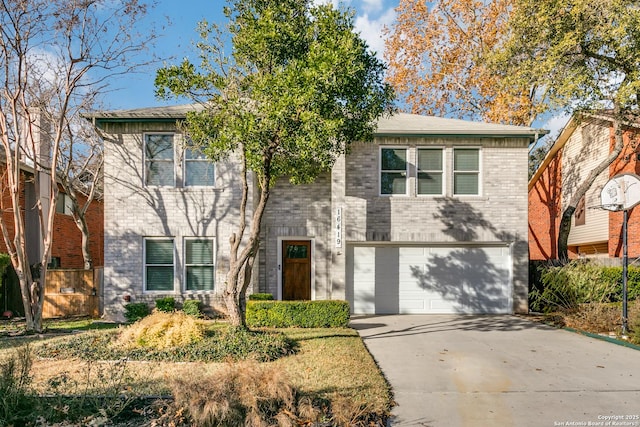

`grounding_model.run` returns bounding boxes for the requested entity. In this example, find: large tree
[492,0,640,259]
[384,0,546,125]
[0,0,155,332]
[155,0,394,328]
[57,116,104,270]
